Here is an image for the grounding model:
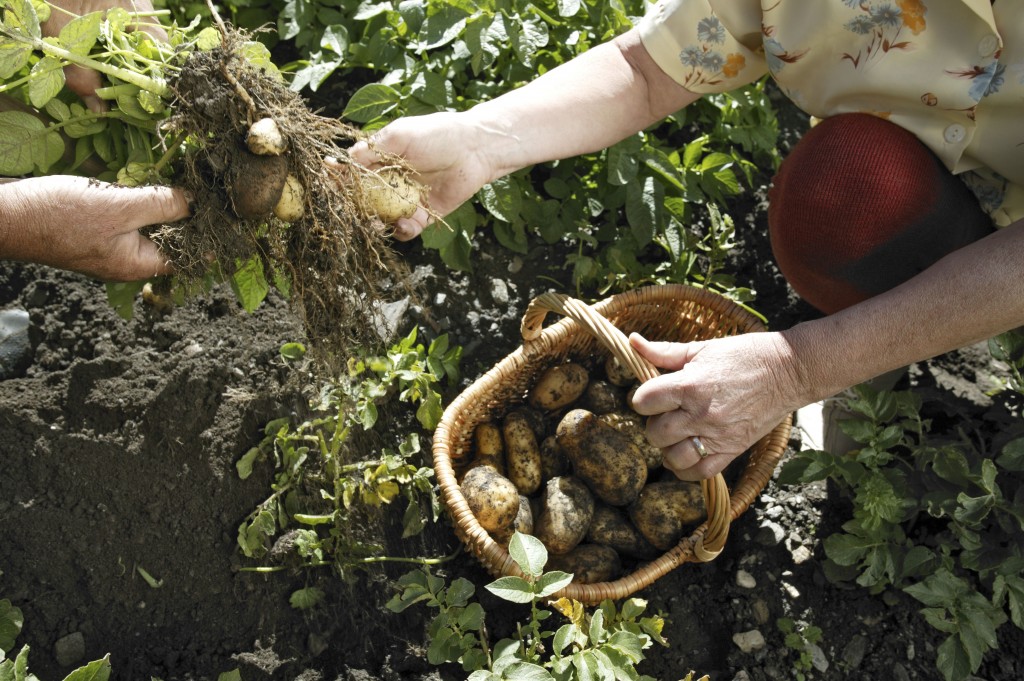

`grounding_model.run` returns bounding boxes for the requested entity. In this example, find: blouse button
[978,34,1000,58]
[944,124,967,144]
